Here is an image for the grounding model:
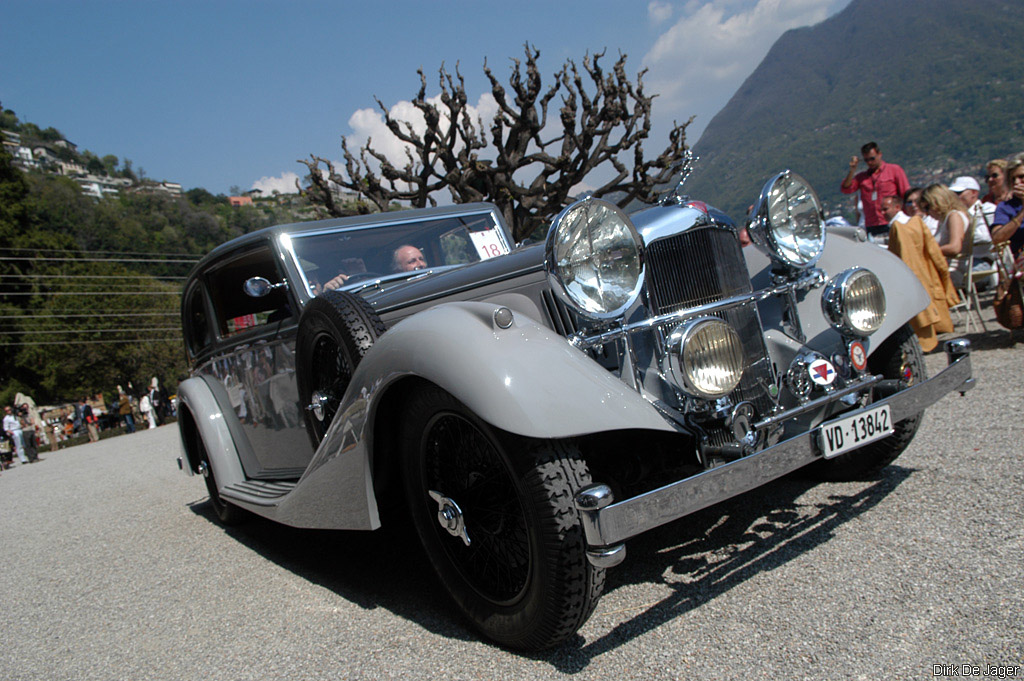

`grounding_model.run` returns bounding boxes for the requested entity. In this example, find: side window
[184,283,212,358]
[206,246,295,338]
[437,214,508,265]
